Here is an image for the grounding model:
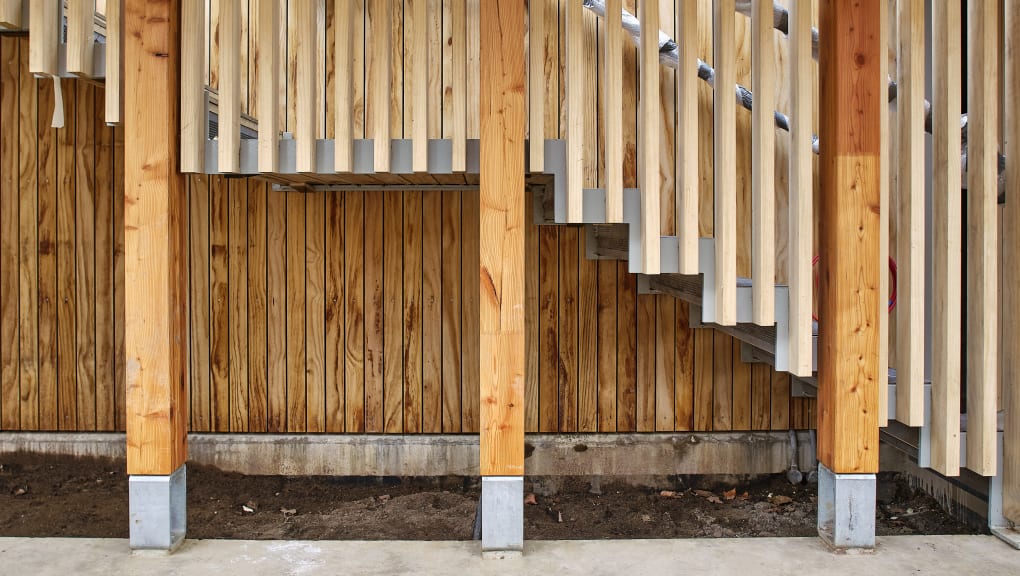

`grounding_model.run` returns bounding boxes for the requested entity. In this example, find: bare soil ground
[0,453,979,540]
